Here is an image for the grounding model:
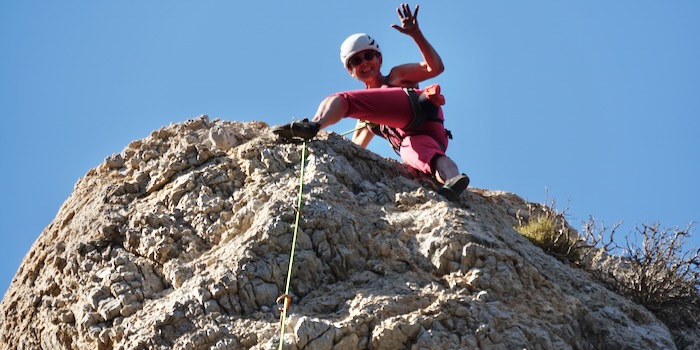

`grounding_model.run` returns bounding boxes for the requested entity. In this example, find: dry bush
[516,199,700,347]
[623,224,698,309]
[582,221,699,310]
[517,203,700,310]
[581,220,700,348]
